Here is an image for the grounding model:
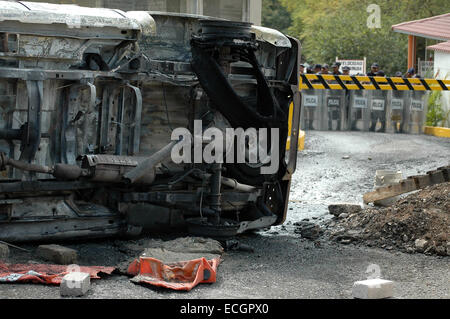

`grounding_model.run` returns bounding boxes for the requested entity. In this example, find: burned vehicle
[0,1,301,242]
